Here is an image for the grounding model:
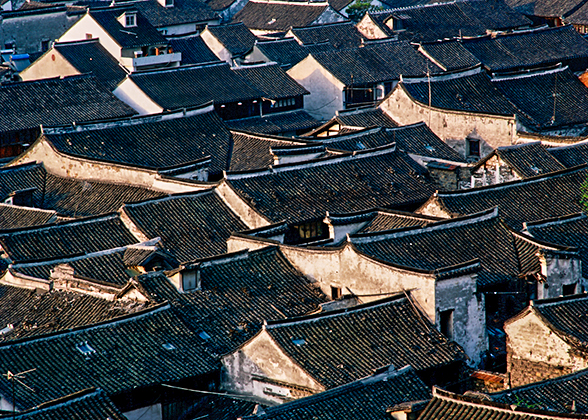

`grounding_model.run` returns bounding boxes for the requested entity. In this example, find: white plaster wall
[124,403,162,420]
[19,50,79,81]
[244,46,270,63]
[114,78,164,115]
[200,29,233,64]
[227,237,275,253]
[380,87,517,150]
[159,22,197,36]
[0,270,51,290]
[356,14,389,39]
[470,155,521,187]
[314,7,346,24]
[59,14,122,61]
[288,56,344,121]
[540,254,584,299]
[416,199,453,218]
[435,275,488,366]
[215,182,272,229]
